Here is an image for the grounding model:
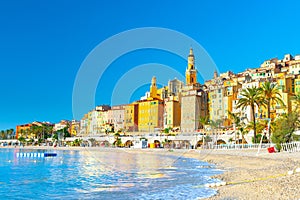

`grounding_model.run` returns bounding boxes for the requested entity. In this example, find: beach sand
[190,149,300,200]
[3,146,300,199]
[133,148,300,200]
